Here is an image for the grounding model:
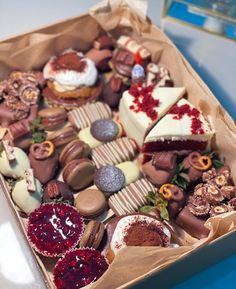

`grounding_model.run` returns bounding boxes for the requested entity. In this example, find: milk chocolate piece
[94,35,116,50]
[152,151,176,171]
[86,48,112,71]
[176,207,210,239]
[111,49,135,77]
[103,76,126,108]
[183,152,203,182]
[142,160,172,186]
[167,185,186,218]
[8,119,30,140]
